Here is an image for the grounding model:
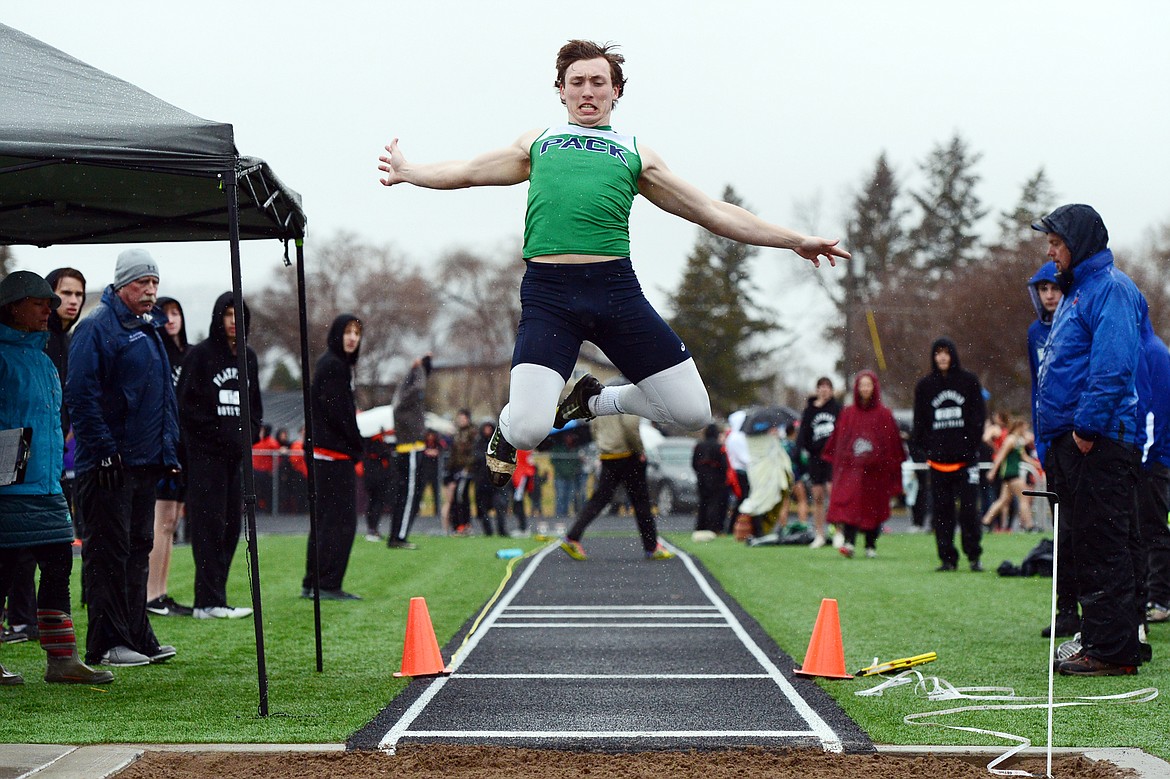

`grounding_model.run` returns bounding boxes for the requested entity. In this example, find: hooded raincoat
[822,371,904,532]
